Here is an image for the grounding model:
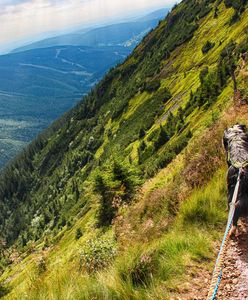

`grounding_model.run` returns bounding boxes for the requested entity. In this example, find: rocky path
[217,219,248,299]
